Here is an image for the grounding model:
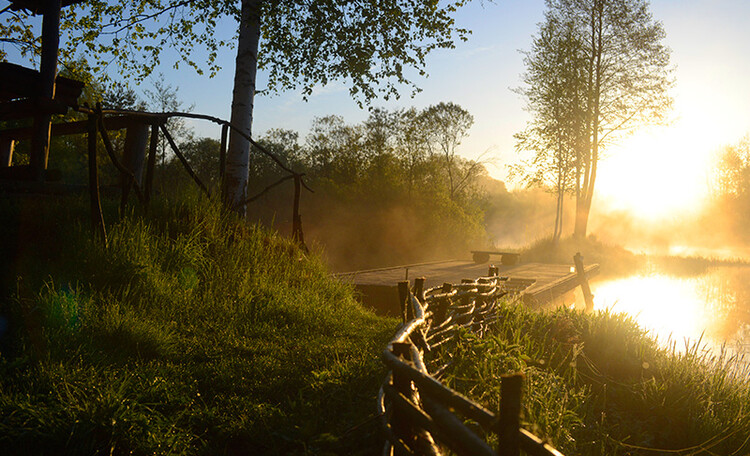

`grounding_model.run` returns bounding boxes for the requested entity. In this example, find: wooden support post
[1,138,14,167]
[87,114,106,244]
[145,123,159,204]
[574,252,595,312]
[30,0,62,181]
[121,119,150,211]
[498,373,523,456]
[489,265,499,277]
